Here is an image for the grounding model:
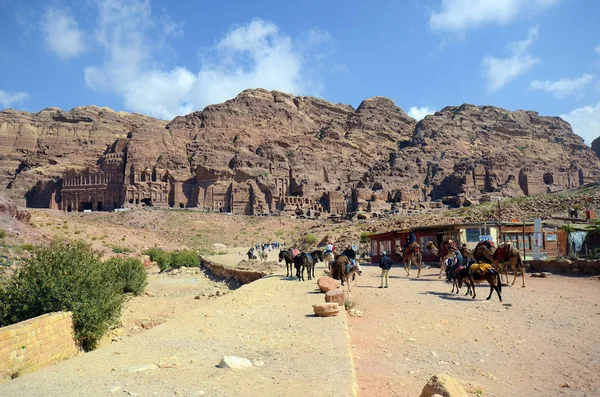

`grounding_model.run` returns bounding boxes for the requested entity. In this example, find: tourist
[326,241,334,254]
[342,245,356,272]
[379,251,393,288]
[404,229,417,250]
